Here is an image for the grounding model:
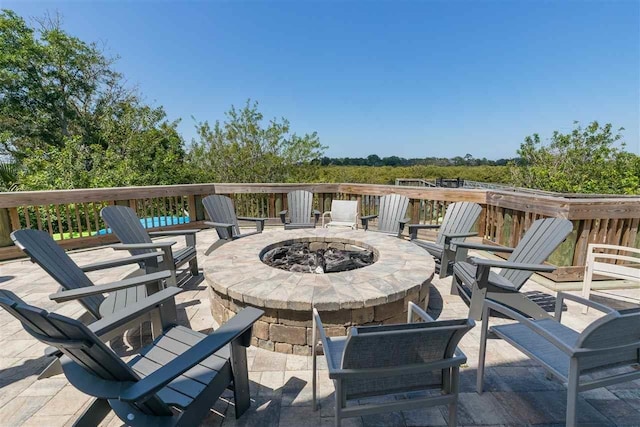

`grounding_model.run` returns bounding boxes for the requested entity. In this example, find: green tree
[187,100,325,183]
[0,10,187,189]
[511,121,639,194]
